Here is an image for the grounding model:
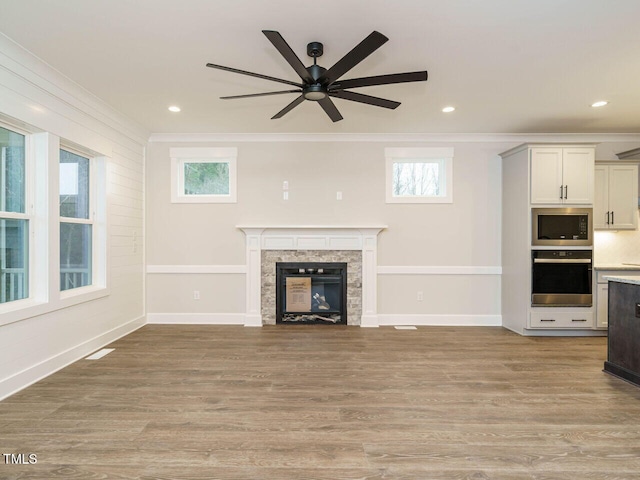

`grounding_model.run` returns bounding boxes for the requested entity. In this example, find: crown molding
[0,33,149,147]
[148,132,640,144]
